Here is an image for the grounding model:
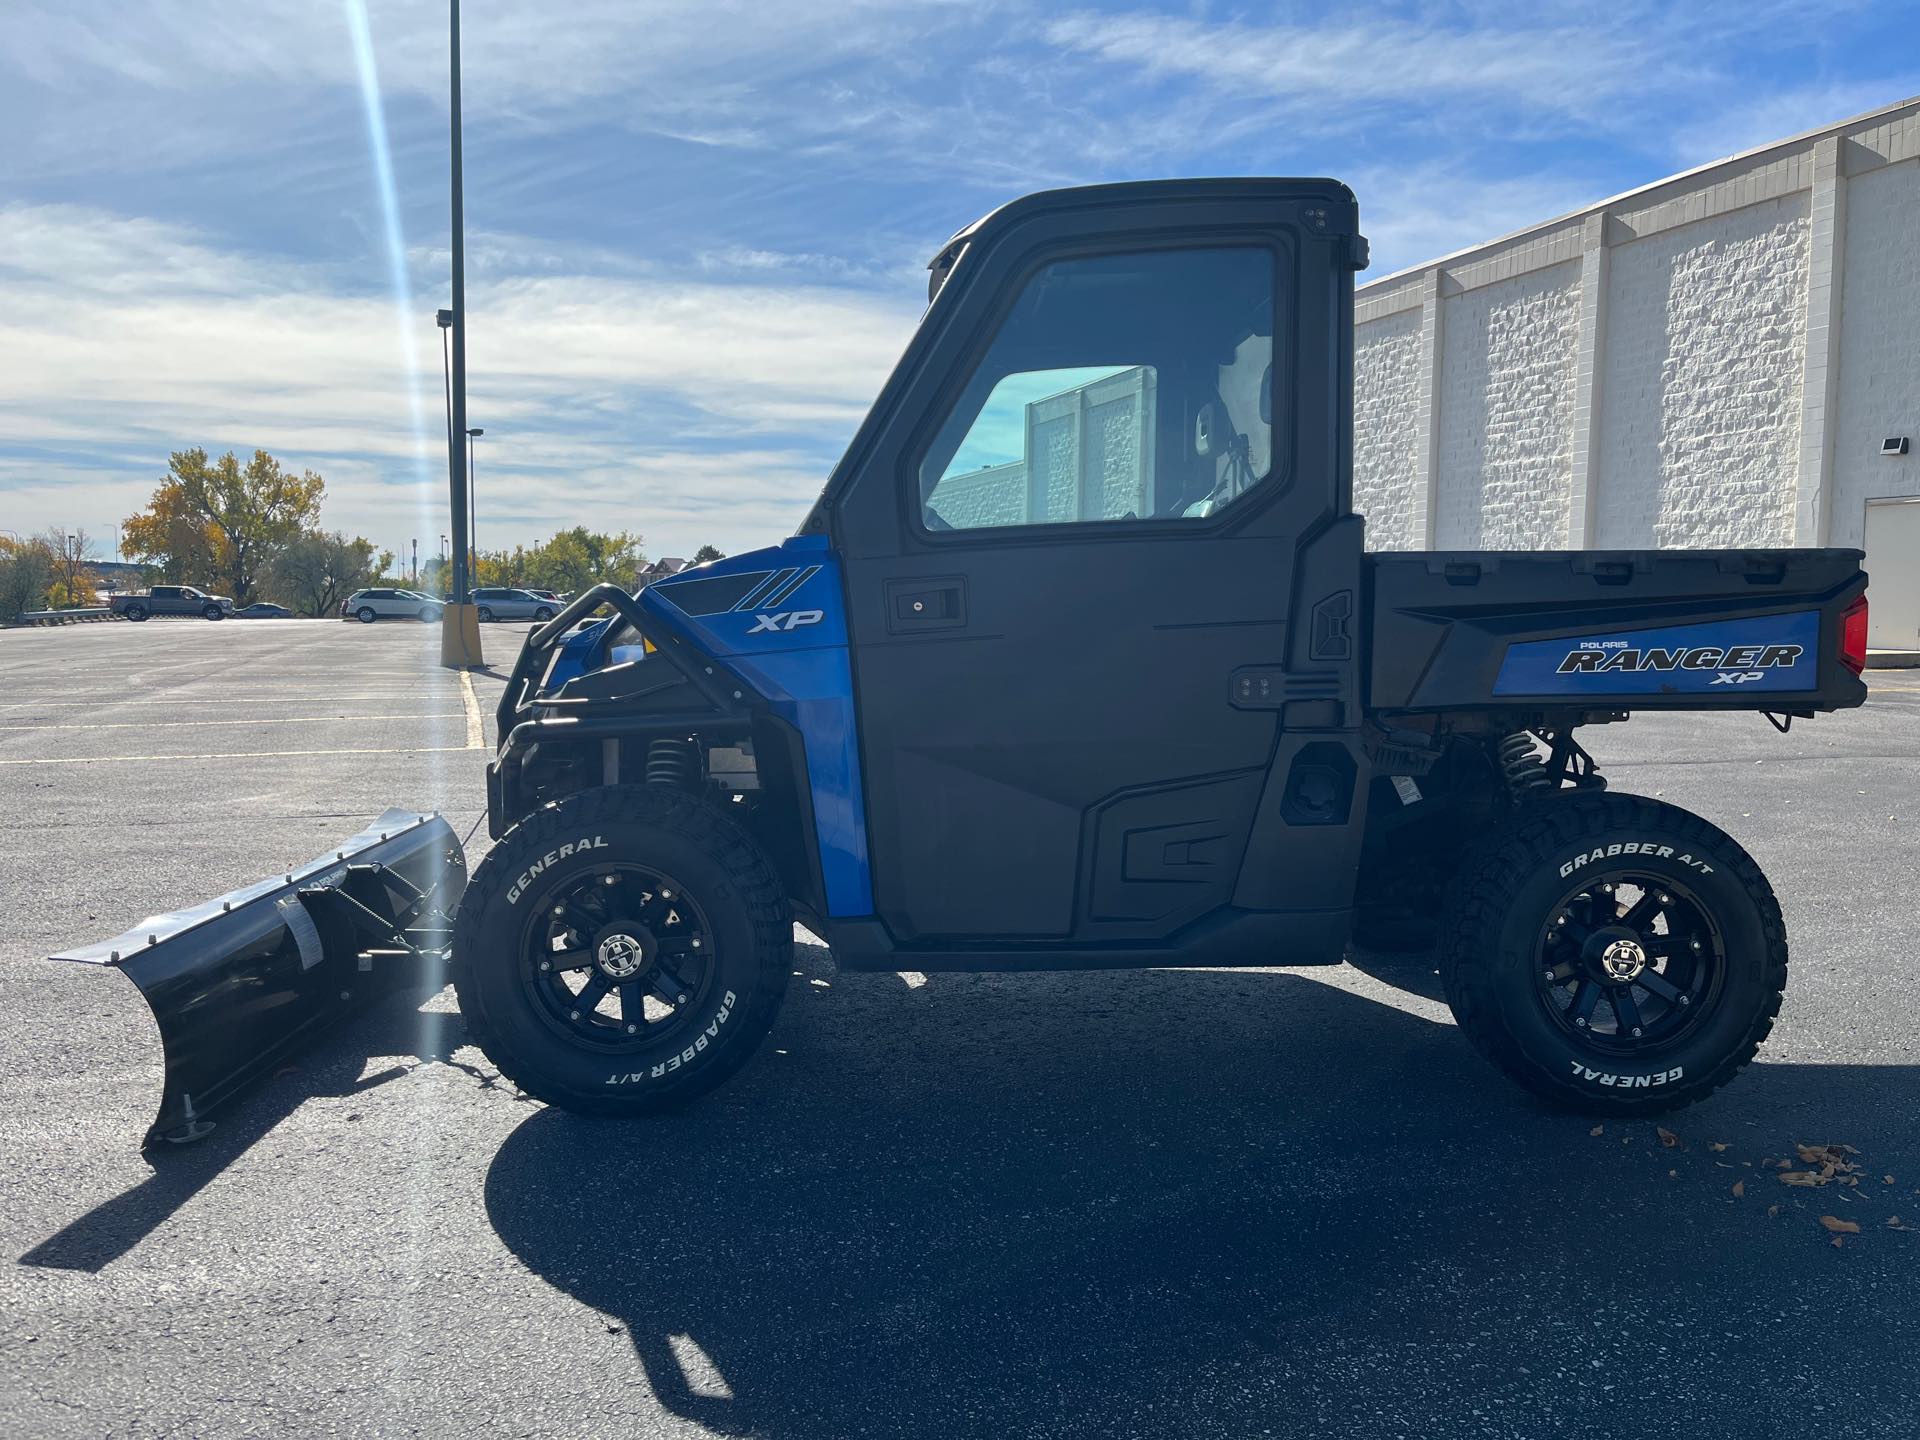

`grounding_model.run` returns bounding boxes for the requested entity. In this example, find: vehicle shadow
[485,946,1920,1439]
